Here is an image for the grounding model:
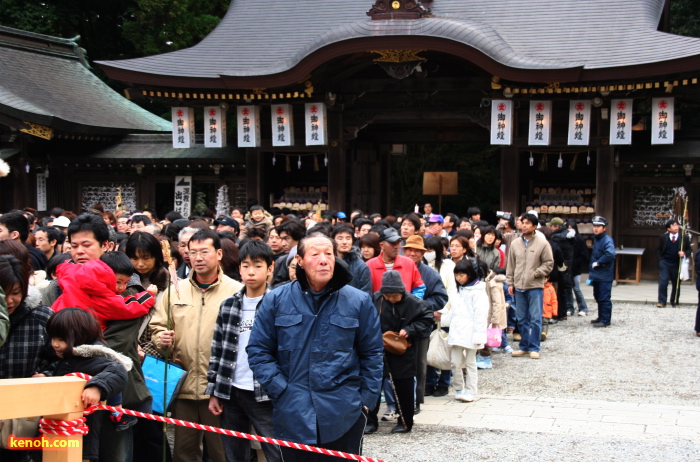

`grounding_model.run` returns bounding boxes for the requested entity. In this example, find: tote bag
[142,355,188,414]
[426,322,452,370]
